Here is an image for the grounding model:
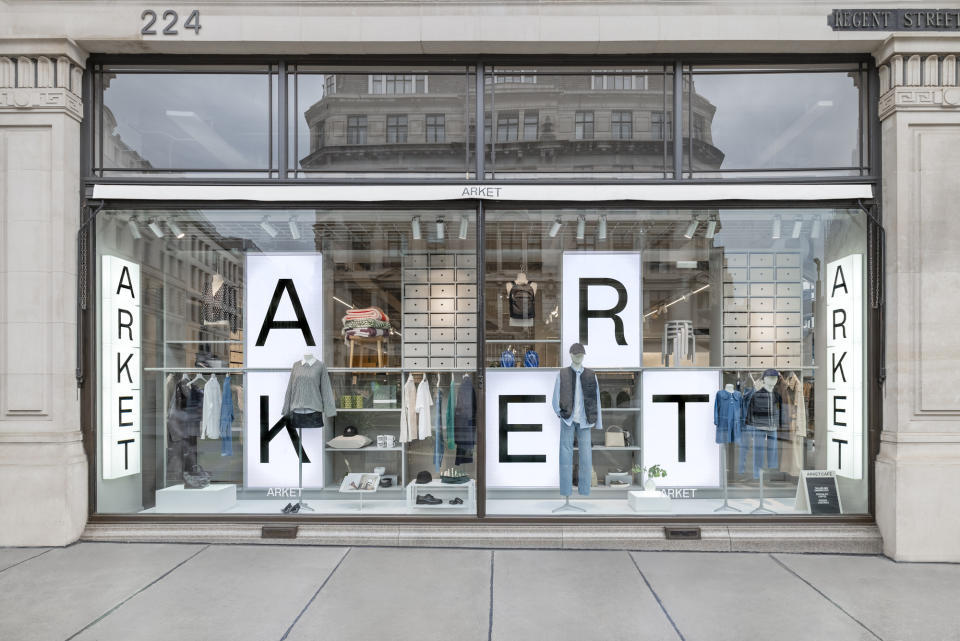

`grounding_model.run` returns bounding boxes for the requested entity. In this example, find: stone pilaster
[0,43,88,546]
[875,37,960,561]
